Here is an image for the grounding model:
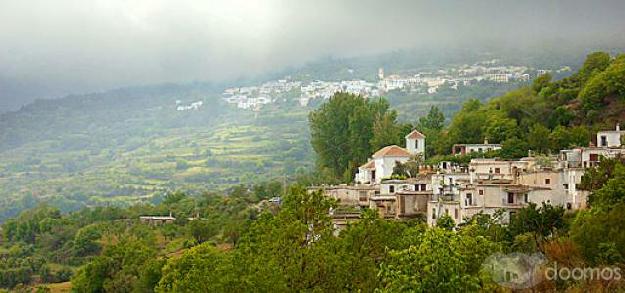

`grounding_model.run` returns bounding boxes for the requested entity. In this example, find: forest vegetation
[1,52,624,291]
